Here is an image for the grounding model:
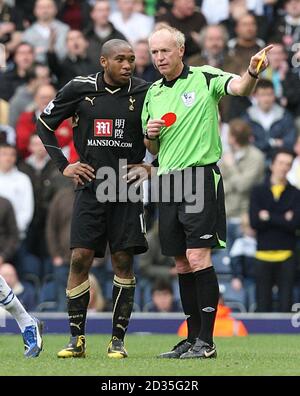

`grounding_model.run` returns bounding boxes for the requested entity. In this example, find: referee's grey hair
[149,24,185,48]
[198,25,229,48]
